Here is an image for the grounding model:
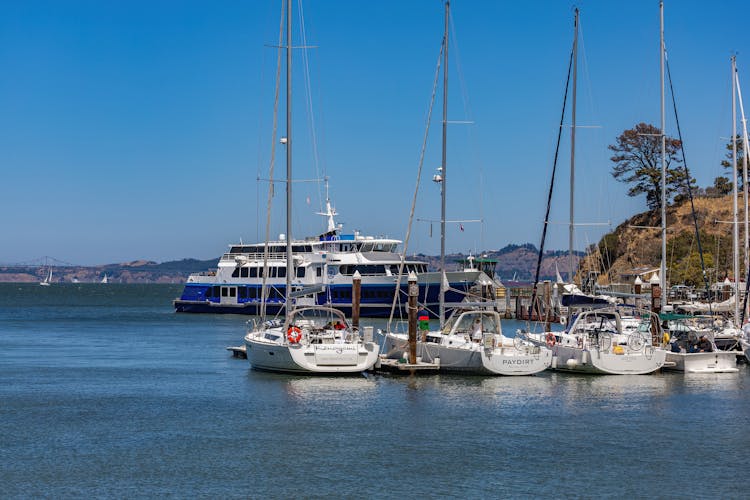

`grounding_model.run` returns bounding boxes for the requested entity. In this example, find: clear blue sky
[1,0,748,266]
